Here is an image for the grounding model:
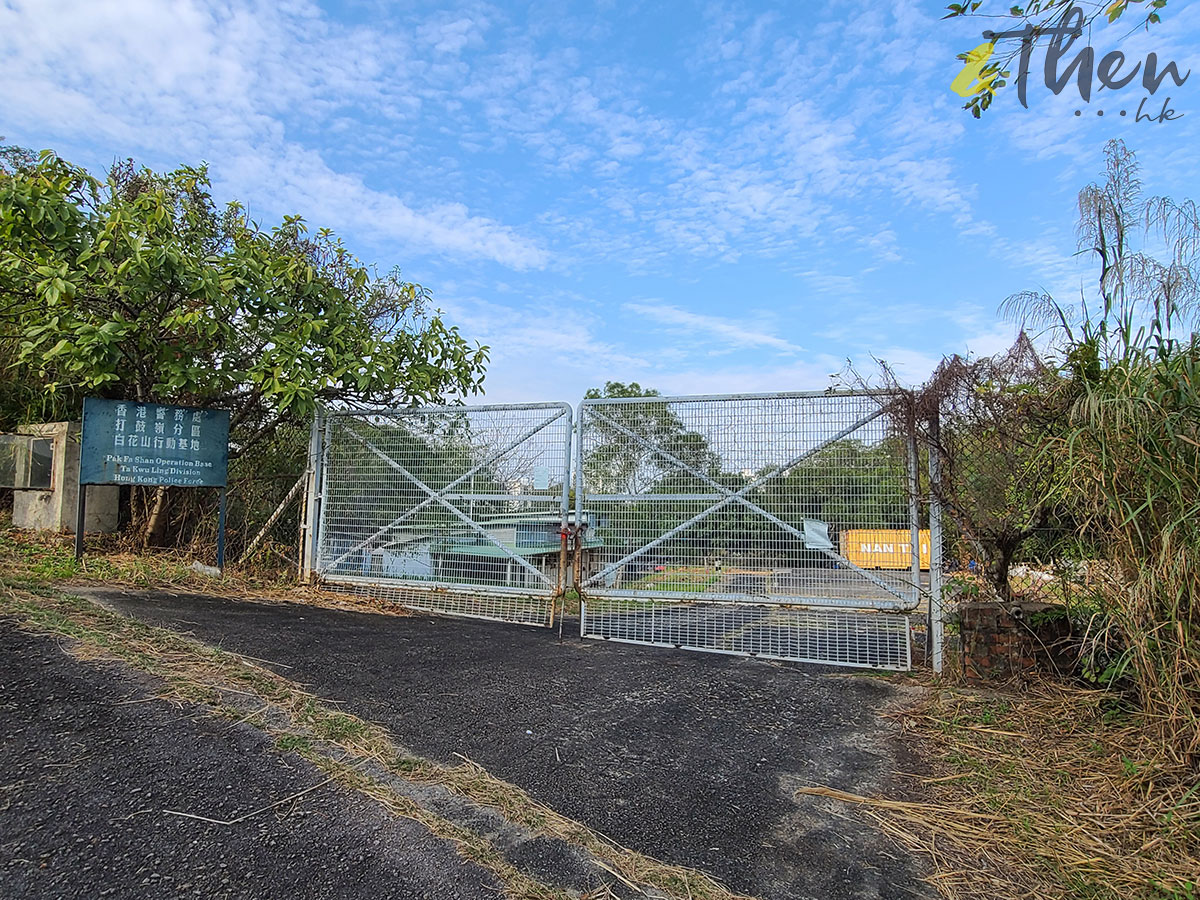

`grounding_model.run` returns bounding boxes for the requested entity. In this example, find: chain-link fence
[189,473,306,569]
[922,396,1093,673]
